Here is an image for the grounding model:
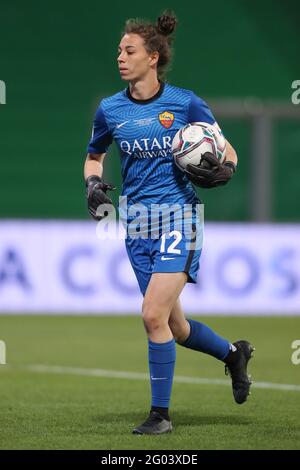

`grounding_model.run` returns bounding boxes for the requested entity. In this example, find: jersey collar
[126,82,165,104]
